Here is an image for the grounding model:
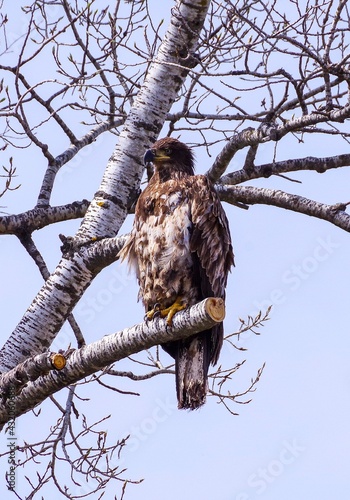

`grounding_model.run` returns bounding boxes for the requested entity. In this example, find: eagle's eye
[165,148,172,156]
